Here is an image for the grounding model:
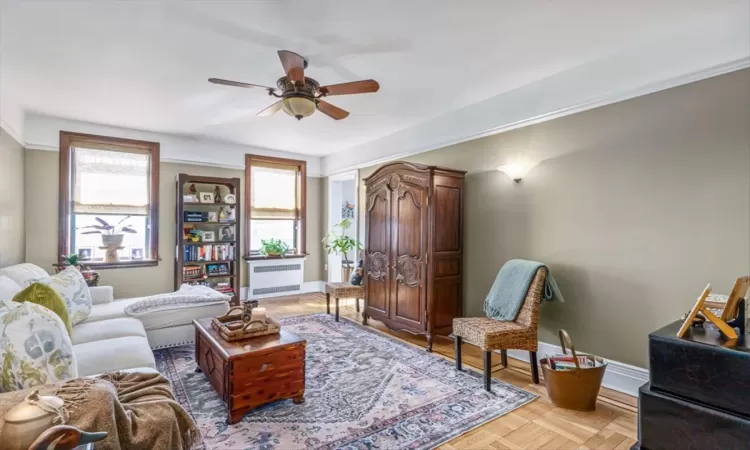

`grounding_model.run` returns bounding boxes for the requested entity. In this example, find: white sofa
[0,263,229,376]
